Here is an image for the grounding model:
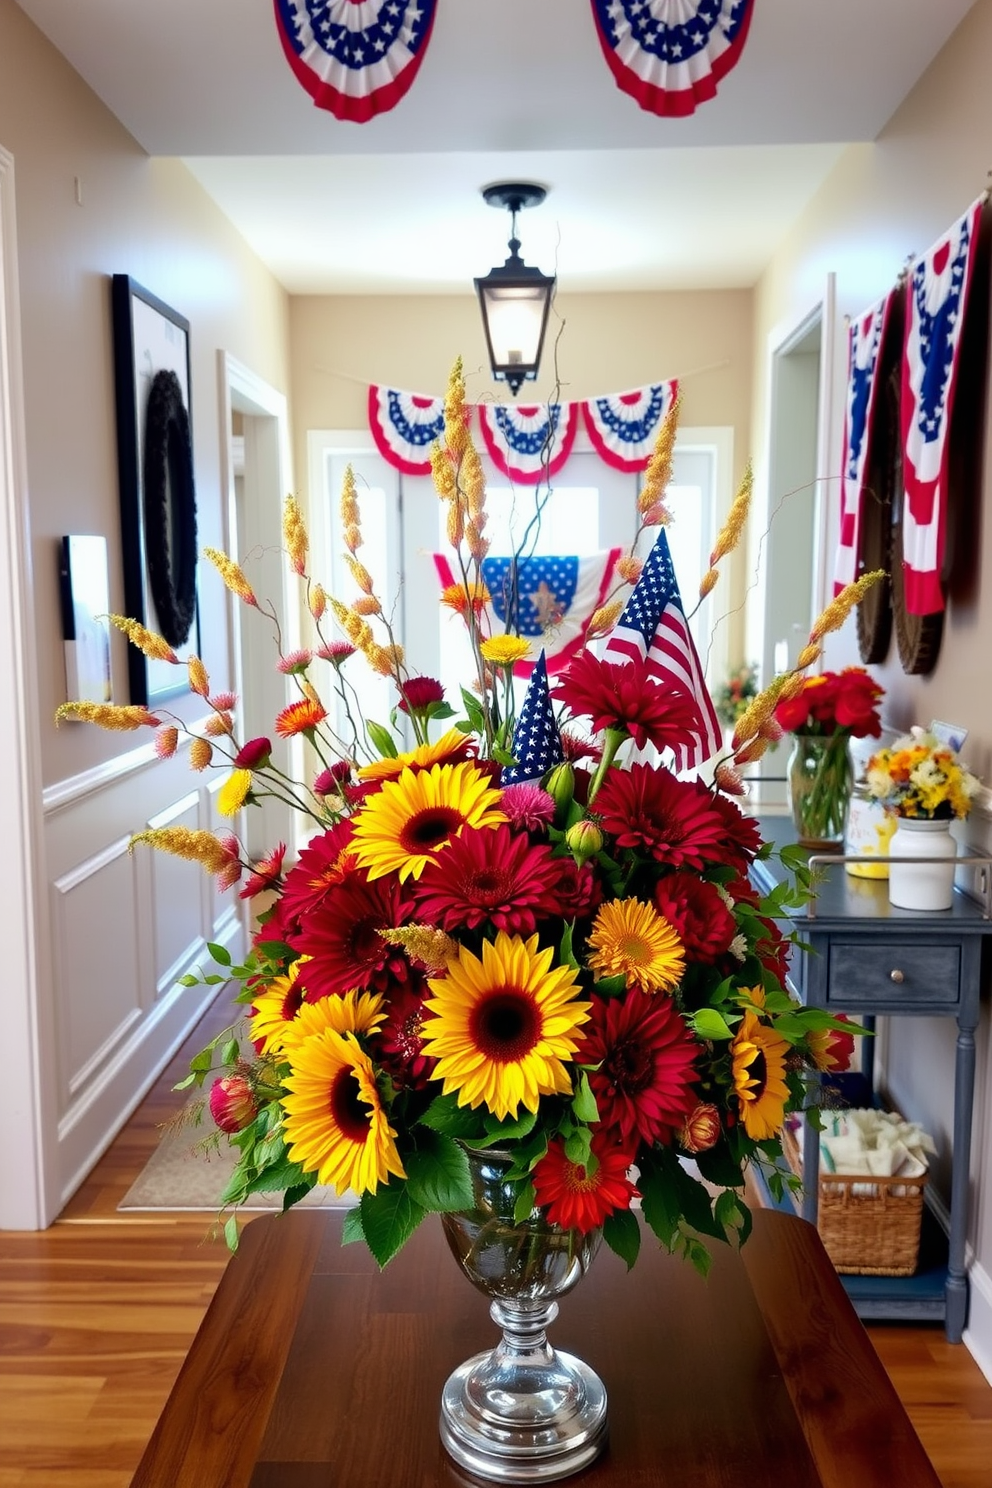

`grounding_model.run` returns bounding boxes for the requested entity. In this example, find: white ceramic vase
[887,818,957,911]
